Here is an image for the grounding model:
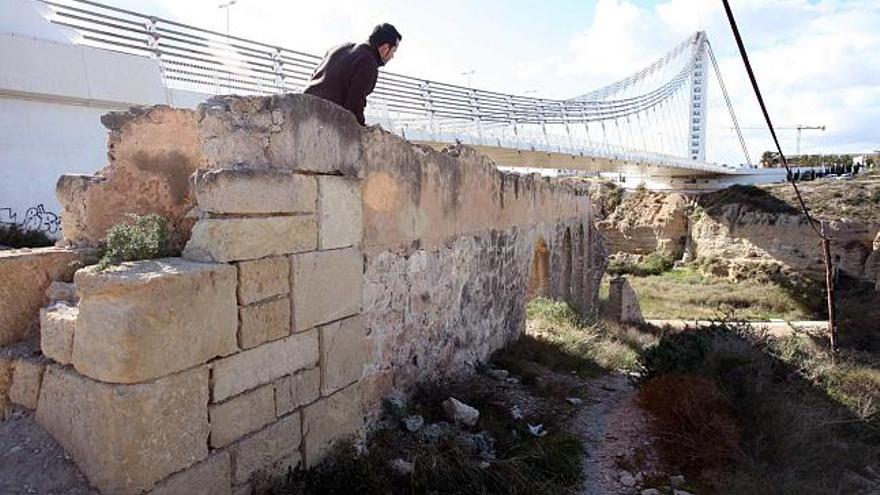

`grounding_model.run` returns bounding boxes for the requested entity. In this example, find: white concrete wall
[0,11,211,239]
